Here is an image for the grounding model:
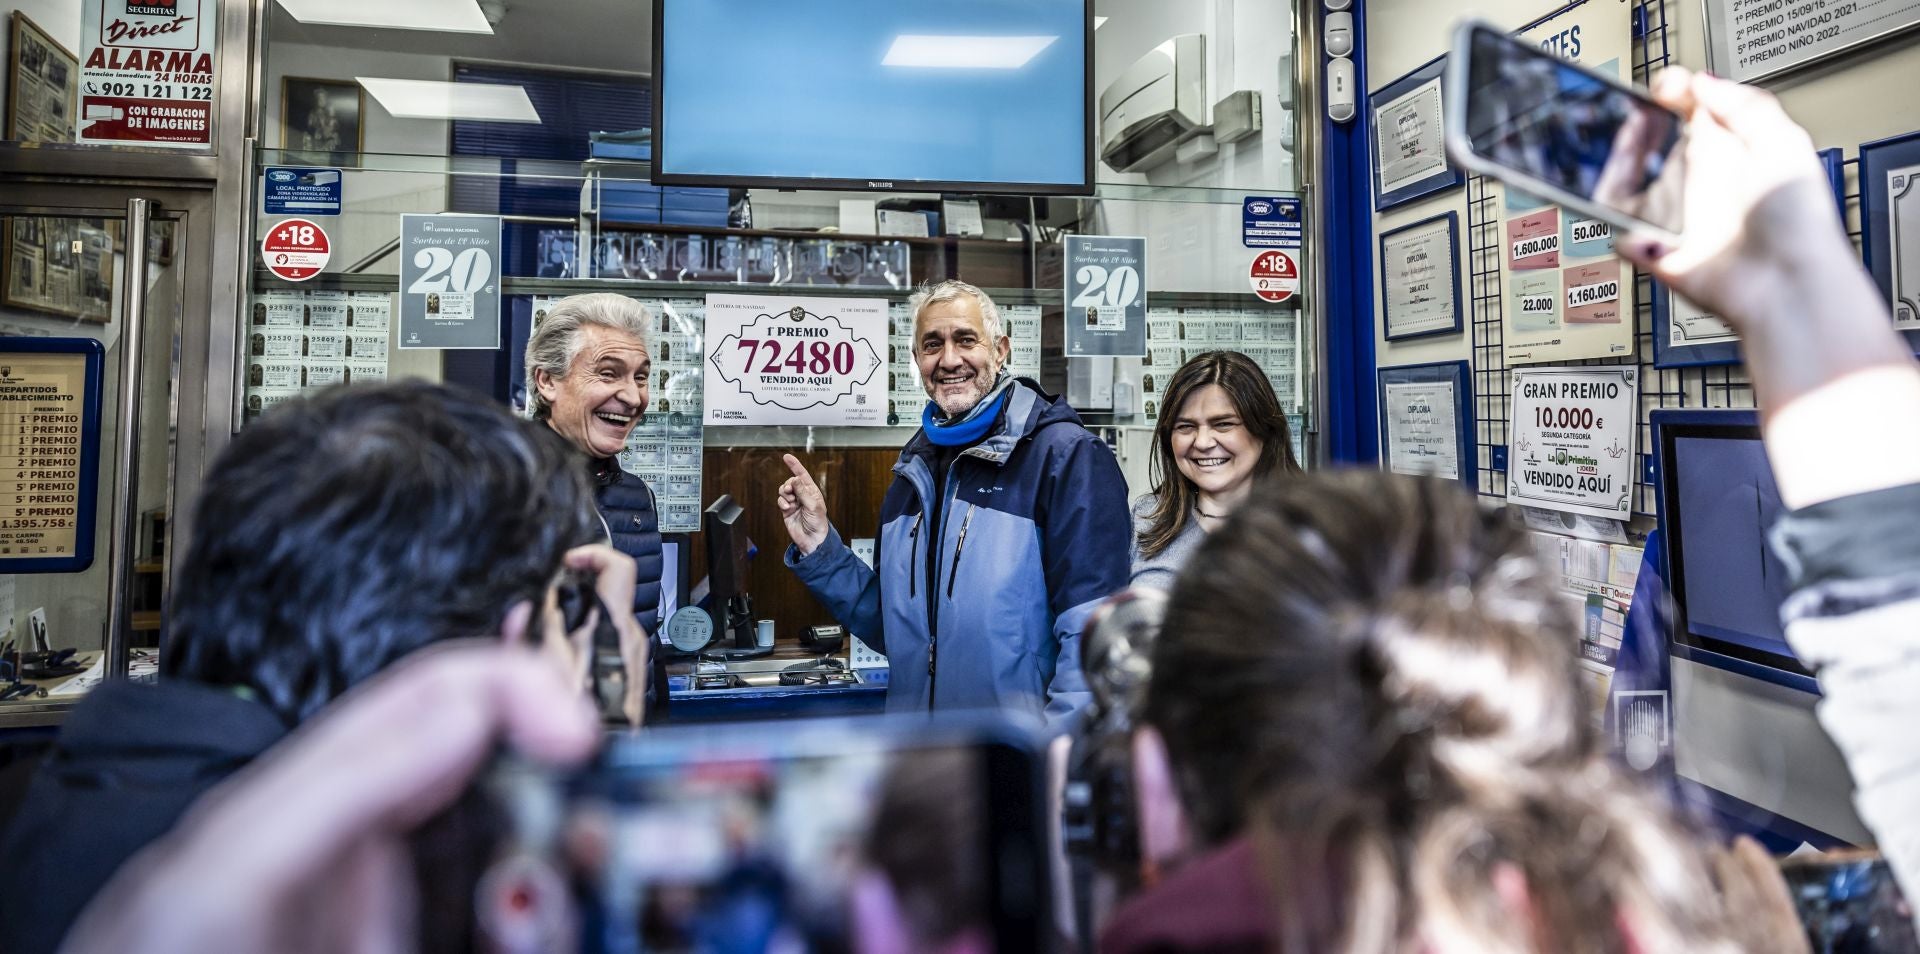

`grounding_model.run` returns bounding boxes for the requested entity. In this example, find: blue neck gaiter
[922,373,1015,447]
